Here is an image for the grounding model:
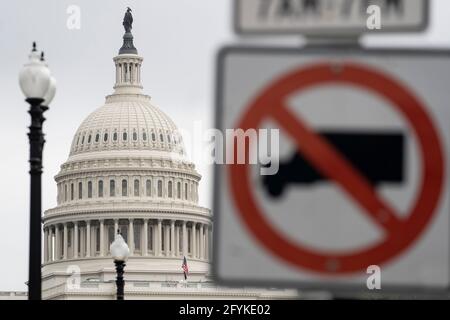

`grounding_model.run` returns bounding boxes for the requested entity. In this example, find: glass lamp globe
[19,44,51,100]
[110,233,130,262]
[43,76,57,106]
